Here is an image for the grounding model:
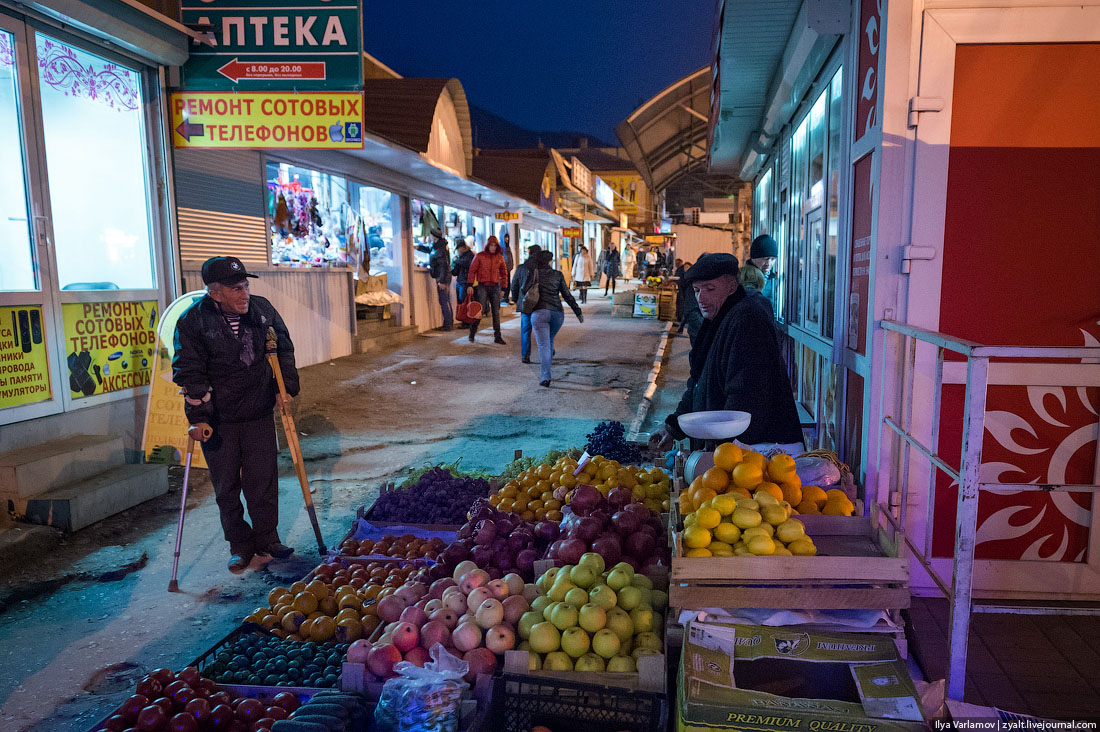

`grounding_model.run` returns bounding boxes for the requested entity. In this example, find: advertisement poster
[0,305,53,409]
[63,301,158,399]
[170,92,364,149]
[142,350,208,469]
